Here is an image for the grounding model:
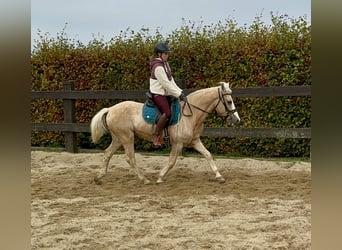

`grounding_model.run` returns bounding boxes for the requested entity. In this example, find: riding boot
[152,114,168,147]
